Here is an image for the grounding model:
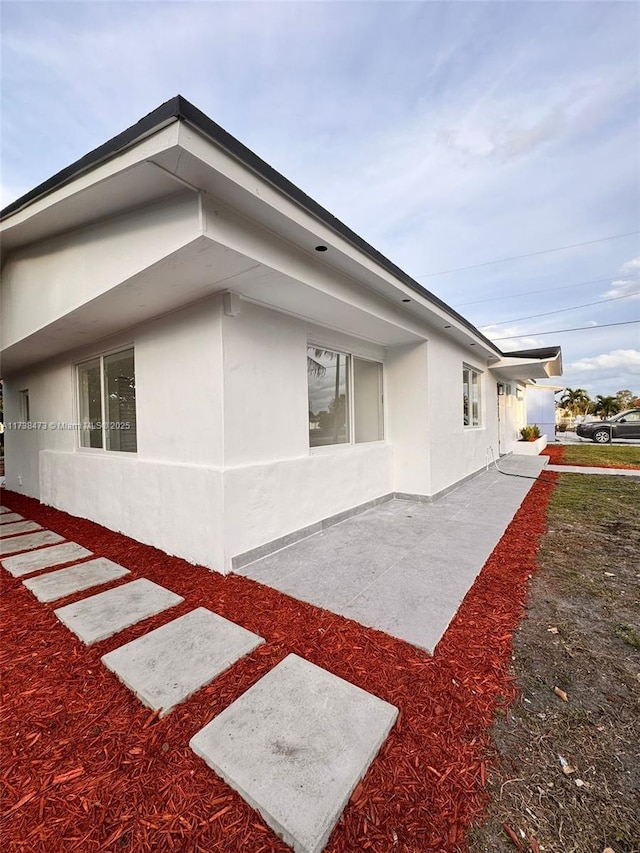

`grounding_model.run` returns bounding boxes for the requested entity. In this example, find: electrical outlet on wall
[18,475,23,486]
